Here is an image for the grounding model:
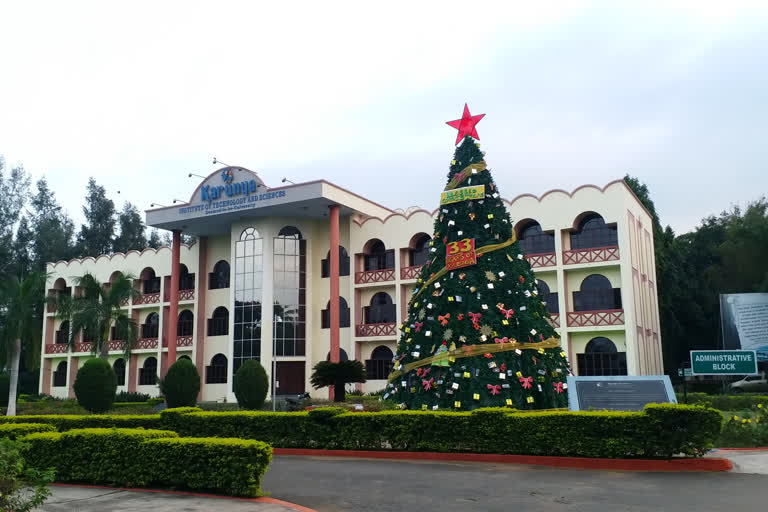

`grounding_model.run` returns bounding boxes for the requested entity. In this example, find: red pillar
[165,230,181,374]
[329,205,341,400]
[68,357,78,398]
